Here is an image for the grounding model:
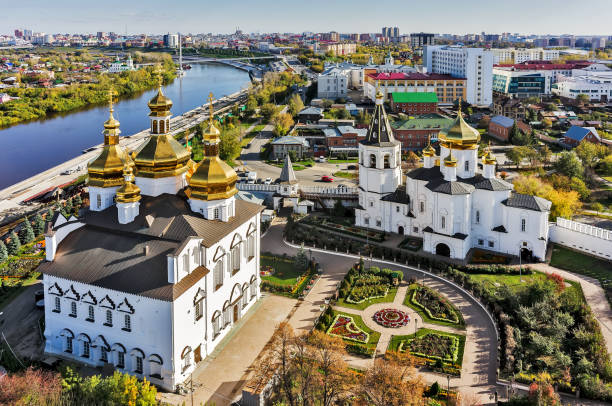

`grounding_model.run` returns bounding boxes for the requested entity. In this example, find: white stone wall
[550,218,612,261]
[135,174,188,197]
